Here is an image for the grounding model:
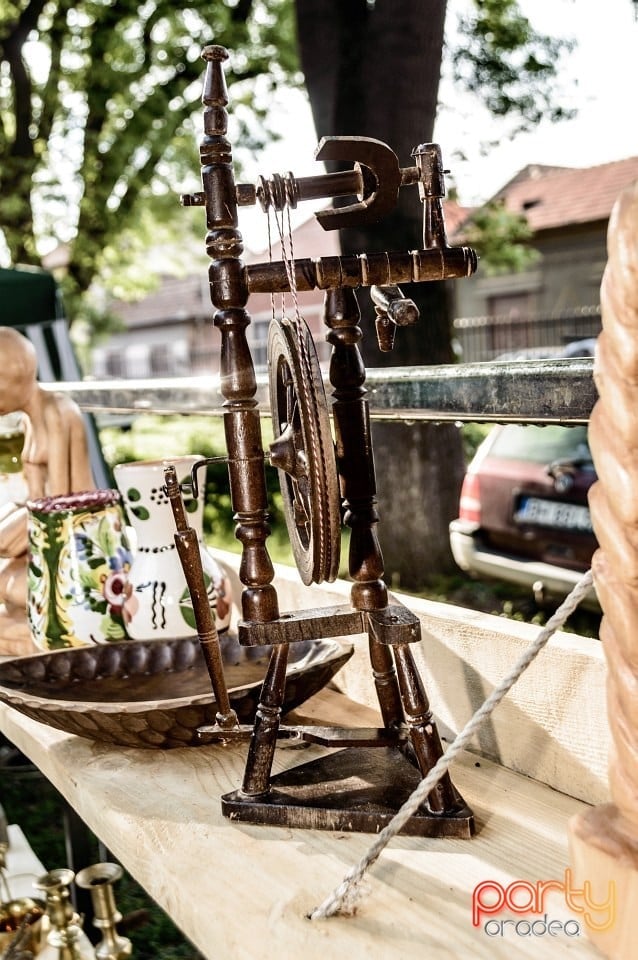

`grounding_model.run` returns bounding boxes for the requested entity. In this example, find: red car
[449,422,599,609]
